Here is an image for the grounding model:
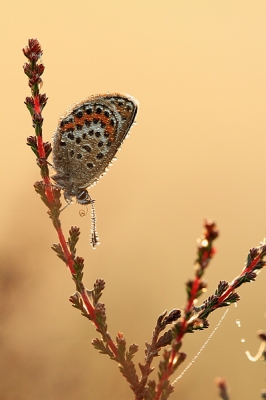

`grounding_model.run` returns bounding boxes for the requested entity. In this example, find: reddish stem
[57,227,75,274]
[216,253,261,308]
[77,283,96,319]
[107,339,118,357]
[36,135,54,203]
[185,276,200,314]
[78,285,118,356]
[37,135,45,158]
[34,95,41,114]
[43,175,54,203]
